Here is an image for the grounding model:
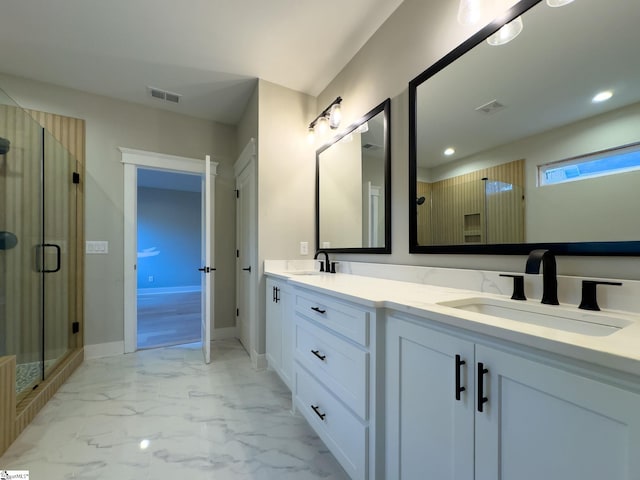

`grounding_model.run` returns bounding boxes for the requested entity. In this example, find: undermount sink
[437,297,633,337]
